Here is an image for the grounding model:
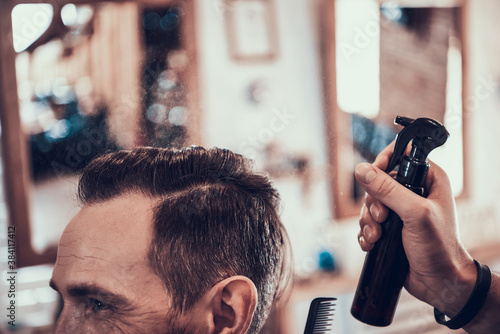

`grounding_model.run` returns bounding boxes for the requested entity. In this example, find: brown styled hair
[77,146,291,332]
